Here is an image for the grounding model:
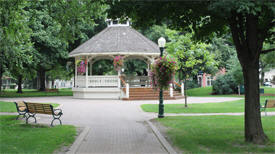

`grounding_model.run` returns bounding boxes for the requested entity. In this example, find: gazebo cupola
[69,19,161,99]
